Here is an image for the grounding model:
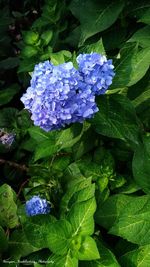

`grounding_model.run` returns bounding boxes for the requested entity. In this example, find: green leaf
[0,184,18,228]
[34,140,59,161]
[73,127,98,160]
[0,226,8,253]
[21,45,38,58]
[28,126,50,142]
[18,59,36,73]
[80,39,105,55]
[78,236,100,260]
[102,24,126,51]
[125,1,150,19]
[77,160,101,180]
[23,31,39,45]
[95,194,133,229]
[133,136,150,193]
[0,84,20,106]
[128,25,150,48]
[138,9,150,24]
[23,215,56,249]
[0,57,19,70]
[120,245,150,267]
[82,240,120,267]
[17,109,31,130]
[47,253,78,267]
[52,155,71,172]
[0,7,13,30]
[91,95,140,146]
[112,44,150,88]
[109,195,150,245]
[28,127,59,161]
[82,239,120,266]
[47,219,73,255]
[60,177,92,216]
[50,50,72,65]
[0,108,18,128]
[41,30,53,46]
[8,230,38,260]
[132,89,150,107]
[96,240,120,267]
[69,0,124,45]
[56,124,83,150]
[69,184,95,206]
[67,197,96,236]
